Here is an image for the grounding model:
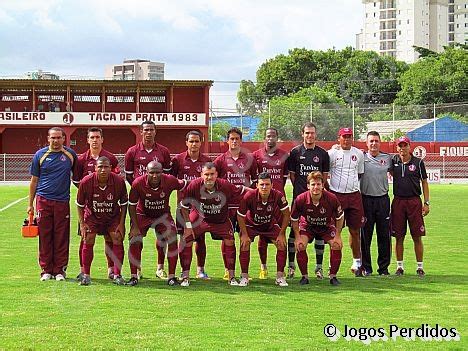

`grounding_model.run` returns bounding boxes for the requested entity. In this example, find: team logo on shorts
[60,155,67,162]
[107,193,113,200]
[351,155,357,161]
[420,225,425,232]
[409,164,416,171]
[313,156,319,163]
[160,191,165,198]
[320,207,326,214]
